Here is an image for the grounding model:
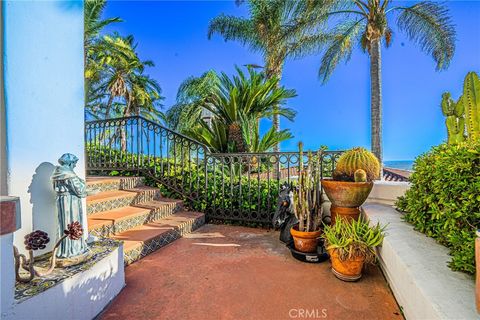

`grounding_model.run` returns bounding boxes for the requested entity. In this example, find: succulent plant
[293,142,323,232]
[354,169,367,182]
[463,71,480,141]
[441,71,480,144]
[24,230,50,251]
[333,147,380,182]
[64,221,84,240]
